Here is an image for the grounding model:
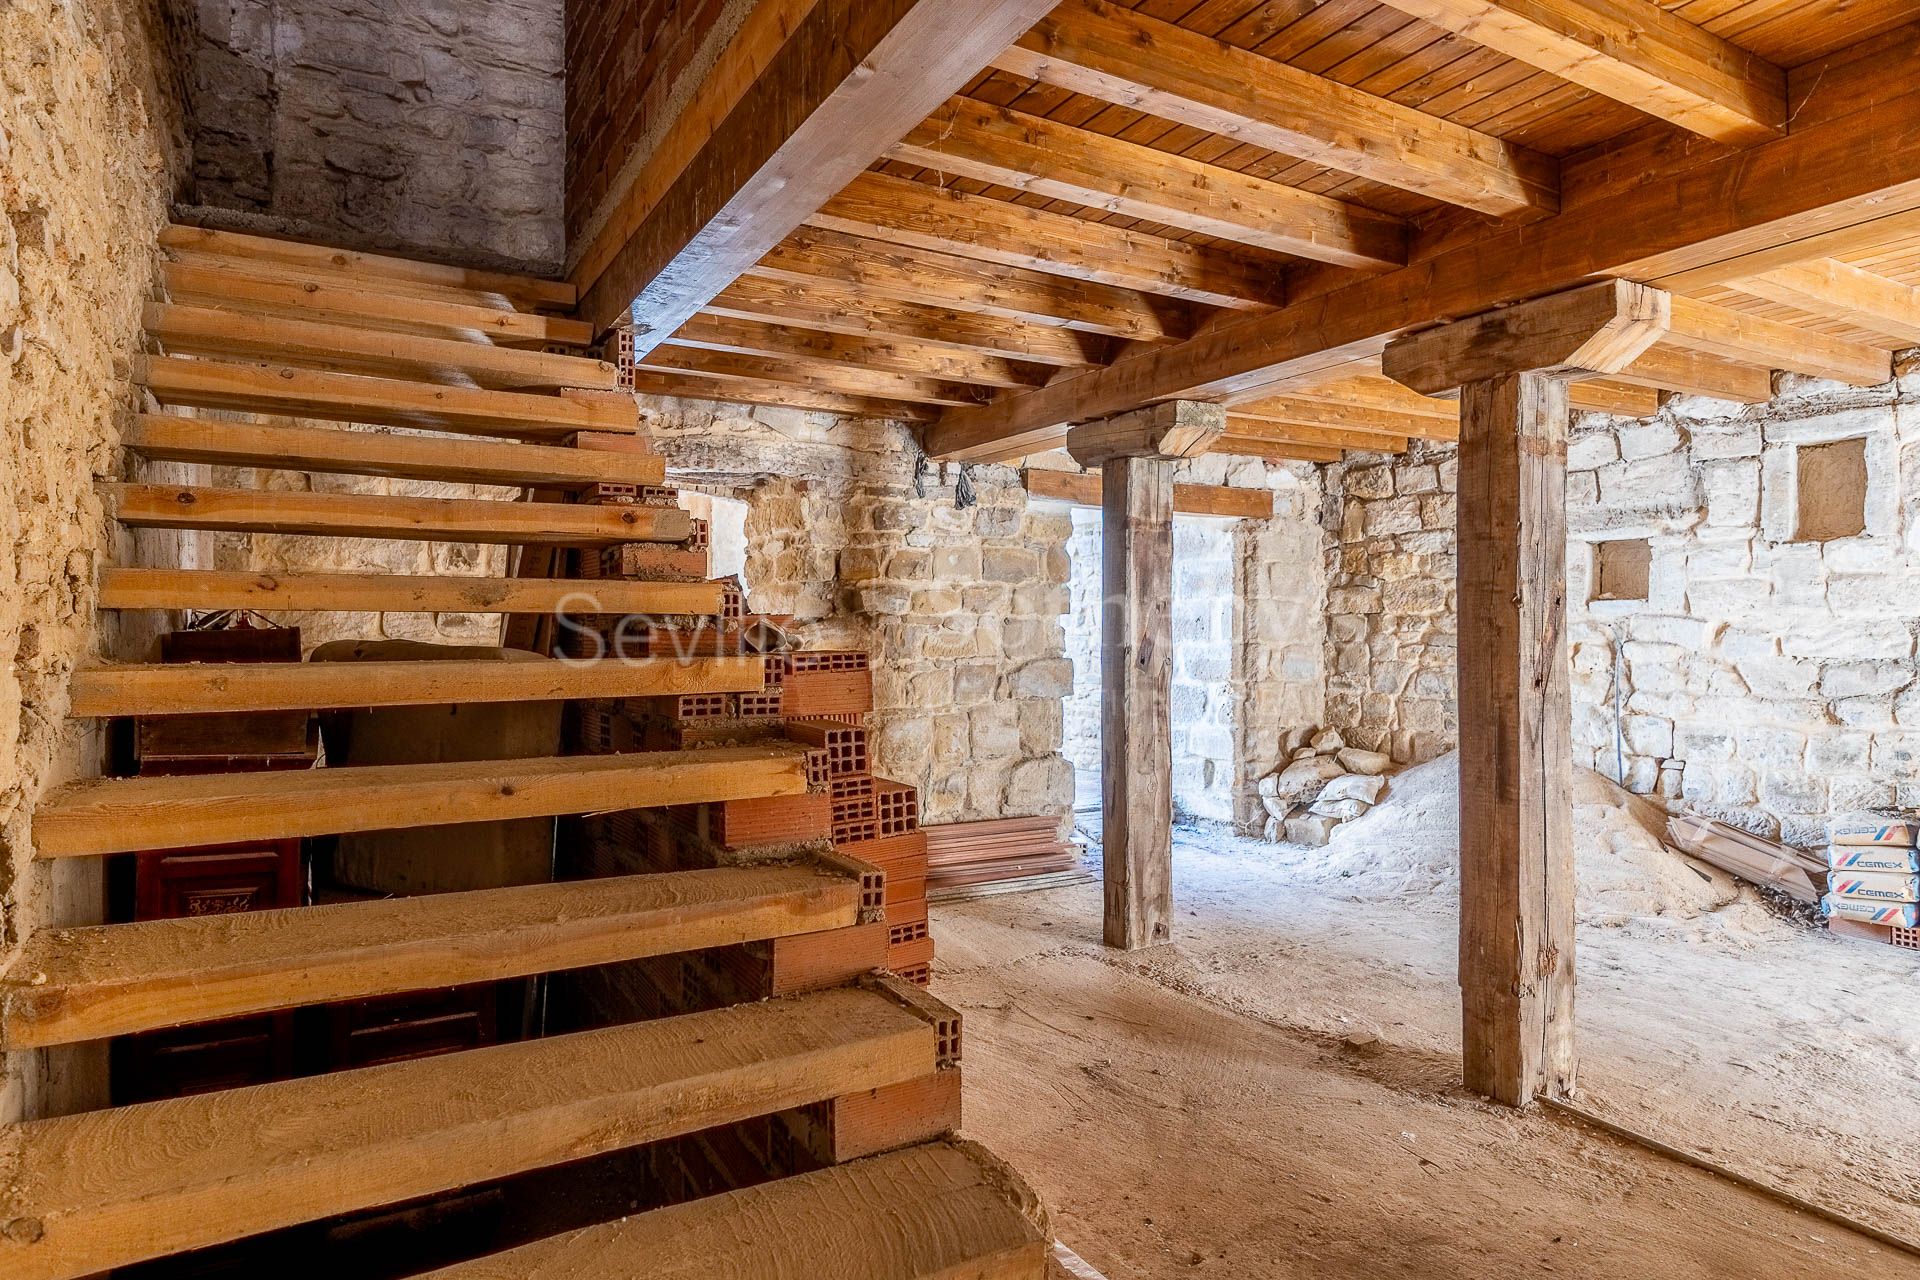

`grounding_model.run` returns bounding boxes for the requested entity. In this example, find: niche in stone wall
[1794,436,1868,543]
[1591,537,1652,603]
